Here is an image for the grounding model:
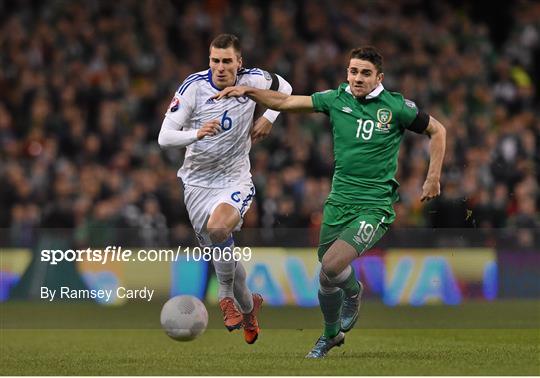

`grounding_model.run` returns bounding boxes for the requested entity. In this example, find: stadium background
[1,0,538,238]
[1,0,539,375]
[1,0,539,303]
